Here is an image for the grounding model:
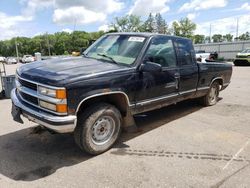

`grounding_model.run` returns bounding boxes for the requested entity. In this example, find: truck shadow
[0,100,204,181]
